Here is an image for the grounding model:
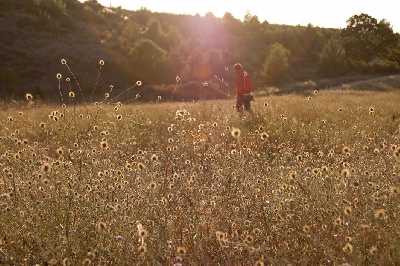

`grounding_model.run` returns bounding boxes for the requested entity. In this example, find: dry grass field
[1,78,400,265]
